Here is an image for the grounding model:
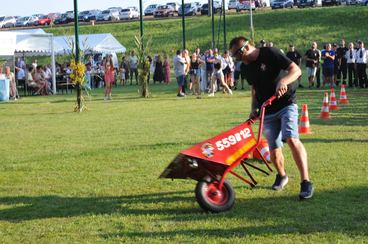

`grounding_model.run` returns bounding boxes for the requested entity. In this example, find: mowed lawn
[0,83,367,242]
